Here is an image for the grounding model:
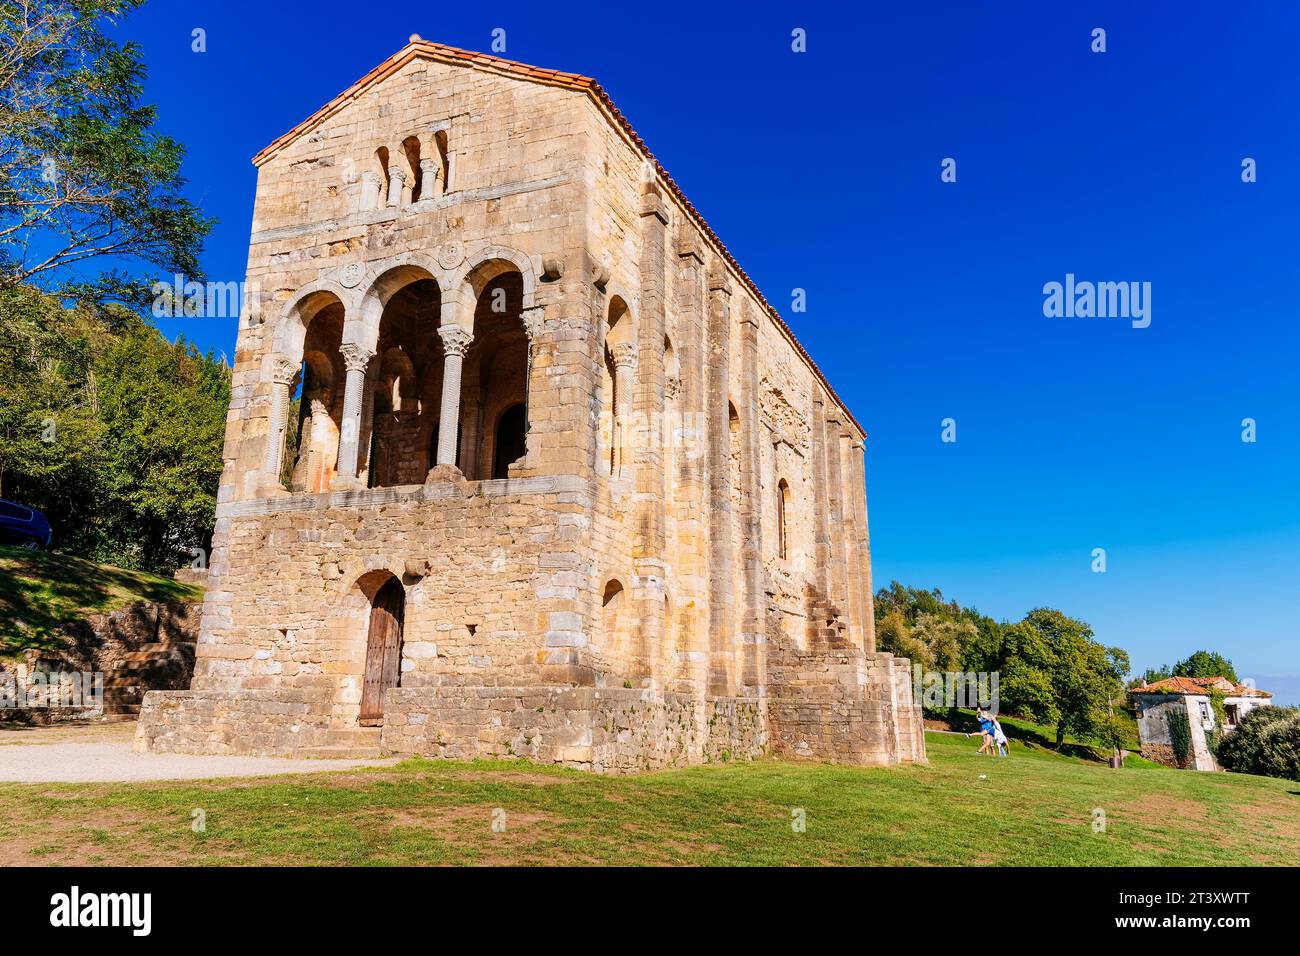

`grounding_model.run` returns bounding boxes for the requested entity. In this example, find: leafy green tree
[0,287,228,570]
[995,618,1059,726]
[0,0,212,296]
[1172,650,1238,683]
[1096,711,1137,765]
[1215,707,1300,782]
[876,609,928,666]
[911,612,977,675]
[94,317,228,568]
